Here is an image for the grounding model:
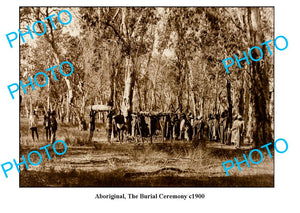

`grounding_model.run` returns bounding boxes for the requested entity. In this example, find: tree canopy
[20,7,274,147]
